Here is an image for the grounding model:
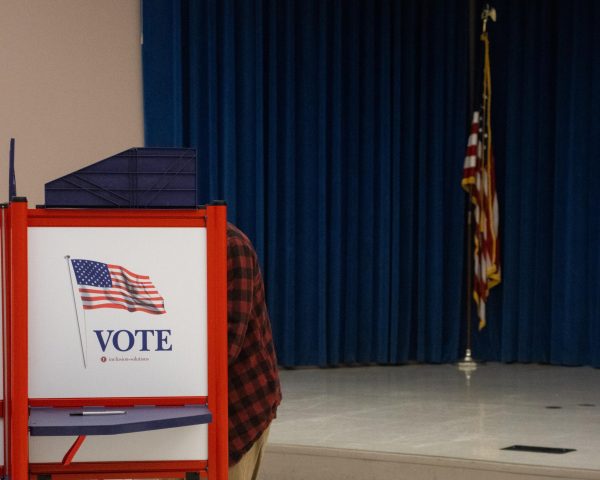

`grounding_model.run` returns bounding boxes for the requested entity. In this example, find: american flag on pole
[461,30,500,330]
[71,259,166,315]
